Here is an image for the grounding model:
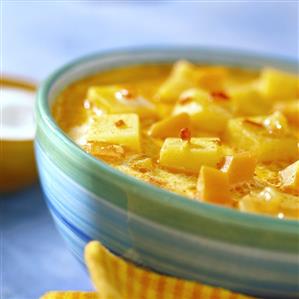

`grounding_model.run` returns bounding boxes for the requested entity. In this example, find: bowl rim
[36,46,299,234]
